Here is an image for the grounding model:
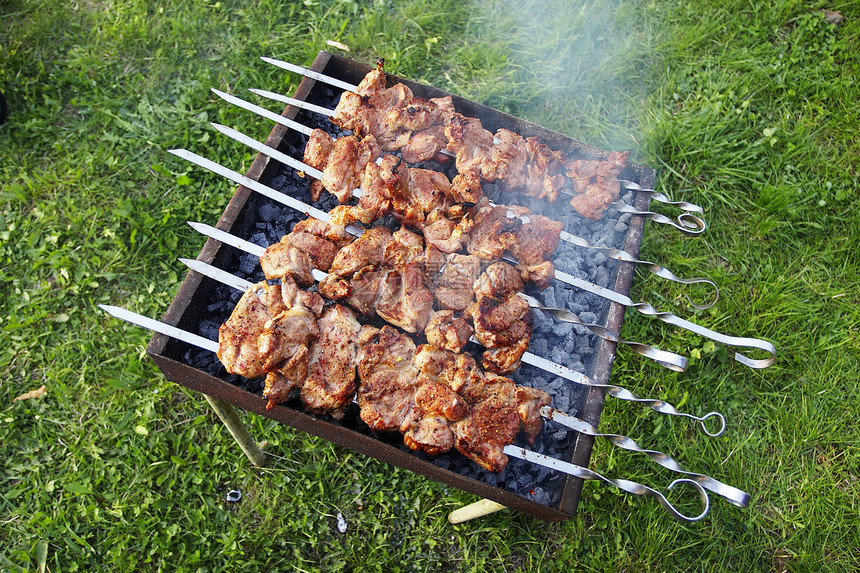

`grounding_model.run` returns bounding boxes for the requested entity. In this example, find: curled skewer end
[686,279,720,311]
[666,479,711,522]
[677,212,707,235]
[698,411,727,437]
